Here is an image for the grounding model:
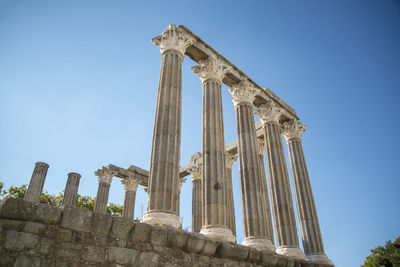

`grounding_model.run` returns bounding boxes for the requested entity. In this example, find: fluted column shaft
[143,25,191,229]
[122,179,139,220]
[146,49,182,216]
[264,123,300,247]
[201,79,232,240]
[25,162,49,203]
[63,172,81,207]
[188,153,203,233]
[257,141,275,244]
[255,101,305,259]
[283,120,332,264]
[123,191,136,219]
[177,177,186,217]
[192,56,234,242]
[225,153,237,237]
[229,81,274,250]
[287,138,323,253]
[94,183,110,214]
[94,169,113,214]
[192,179,202,233]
